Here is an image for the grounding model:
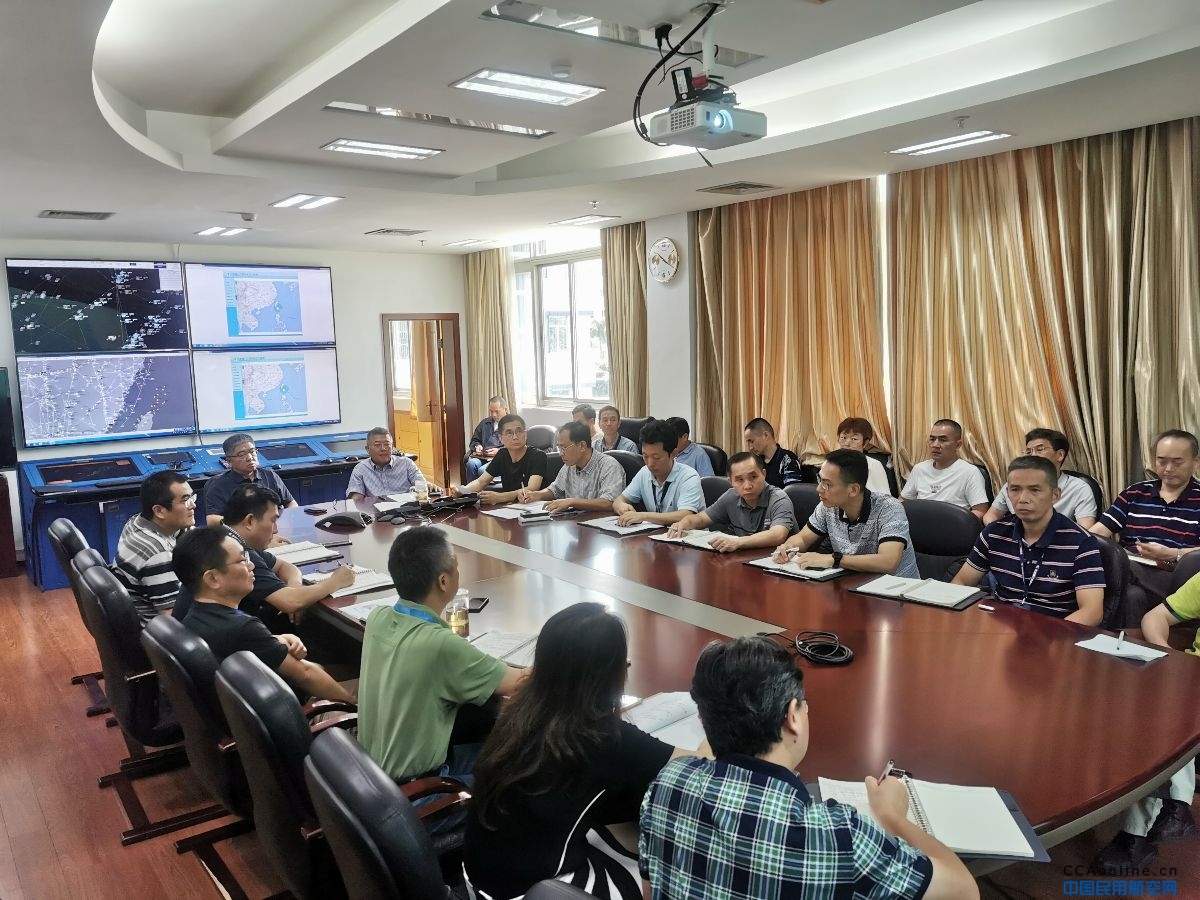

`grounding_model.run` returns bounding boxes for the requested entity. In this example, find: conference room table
[280,497,1200,862]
